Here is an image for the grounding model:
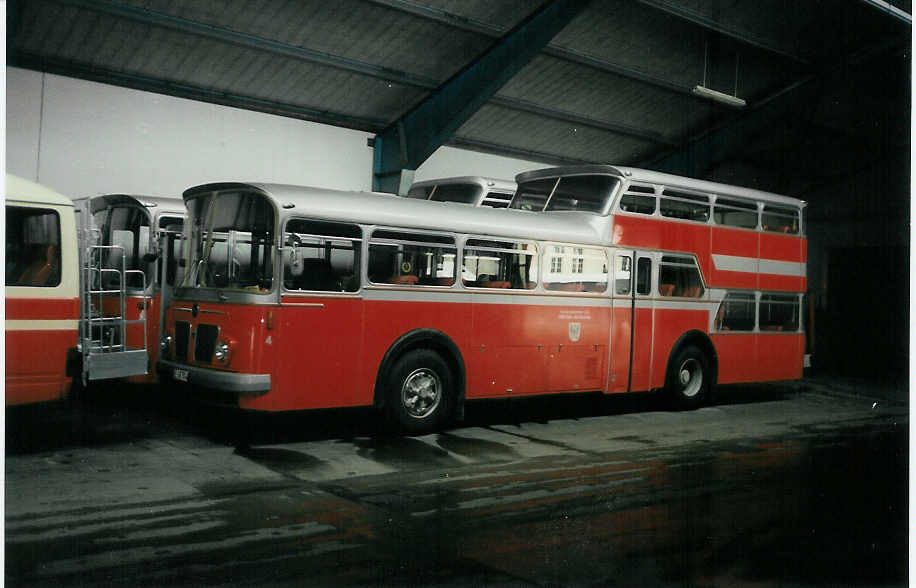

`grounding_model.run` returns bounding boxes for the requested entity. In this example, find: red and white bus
[158,166,805,433]
[6,175,81,405]
[406,176,516,208]
[73,194,185,384]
